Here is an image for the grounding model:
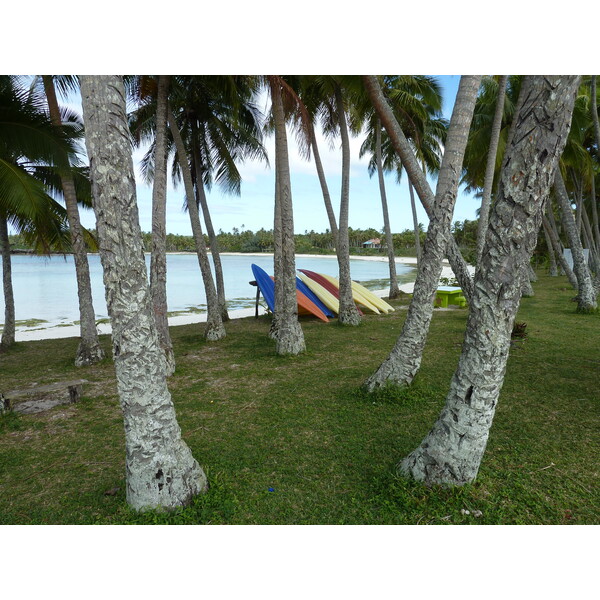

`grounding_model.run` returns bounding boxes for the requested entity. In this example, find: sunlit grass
[0,273,598,524]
